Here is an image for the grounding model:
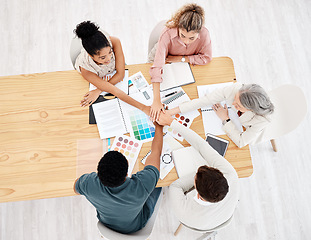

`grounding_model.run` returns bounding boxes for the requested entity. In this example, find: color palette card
[165,112,198,141]
[128,108,155,143]
[111,135,142,176]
